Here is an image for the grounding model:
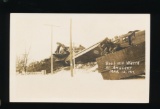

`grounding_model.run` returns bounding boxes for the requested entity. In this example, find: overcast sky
[10,14,150,63]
